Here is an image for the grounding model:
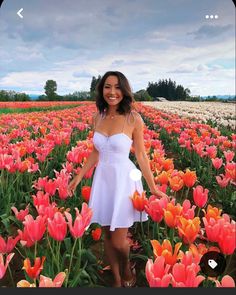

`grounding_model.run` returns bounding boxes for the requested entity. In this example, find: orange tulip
[202,204,222,222]
[156,171,169,185]
[178,217,200,244]
[164,203,182,228]
[17,280,36,287]
[169,175,184,192]
[182,169,197,188]
[151,239,182,266]
[130,190,148,212]
[161,158,174,171]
